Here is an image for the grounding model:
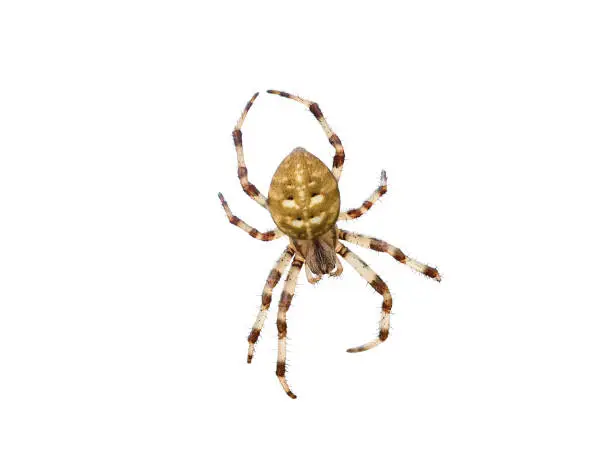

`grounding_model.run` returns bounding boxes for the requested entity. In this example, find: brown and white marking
[338,229,441,281]
[247,247,295,363]
[232,92,269,209]
[267,90,345,180]
[219,193,283,241]
[275,256,304,399]
[337,243,392,352]
[219,90,441,399]
[339,170,388,221]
